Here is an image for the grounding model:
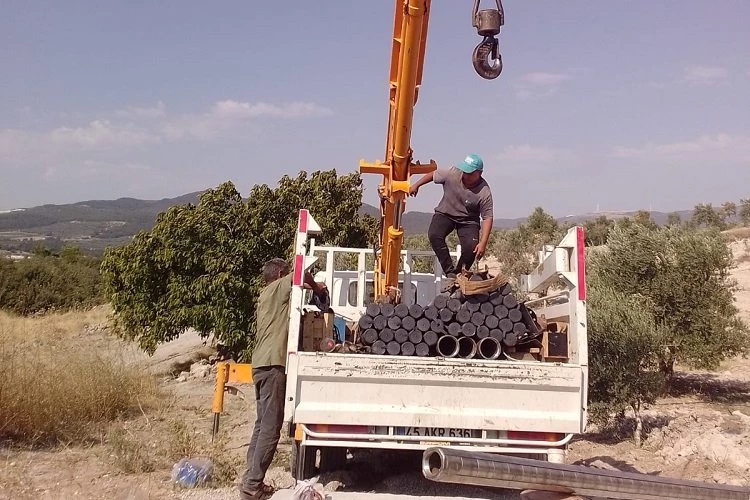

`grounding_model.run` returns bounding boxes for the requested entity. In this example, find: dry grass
[0,306,160,446]
[723,227,750,242]
[104,417,243,485]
